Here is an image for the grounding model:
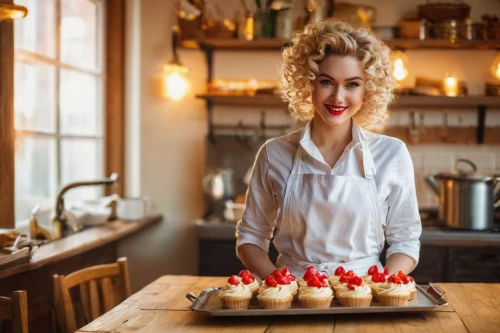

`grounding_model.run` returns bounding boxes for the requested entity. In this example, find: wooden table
[77,276,500,333]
